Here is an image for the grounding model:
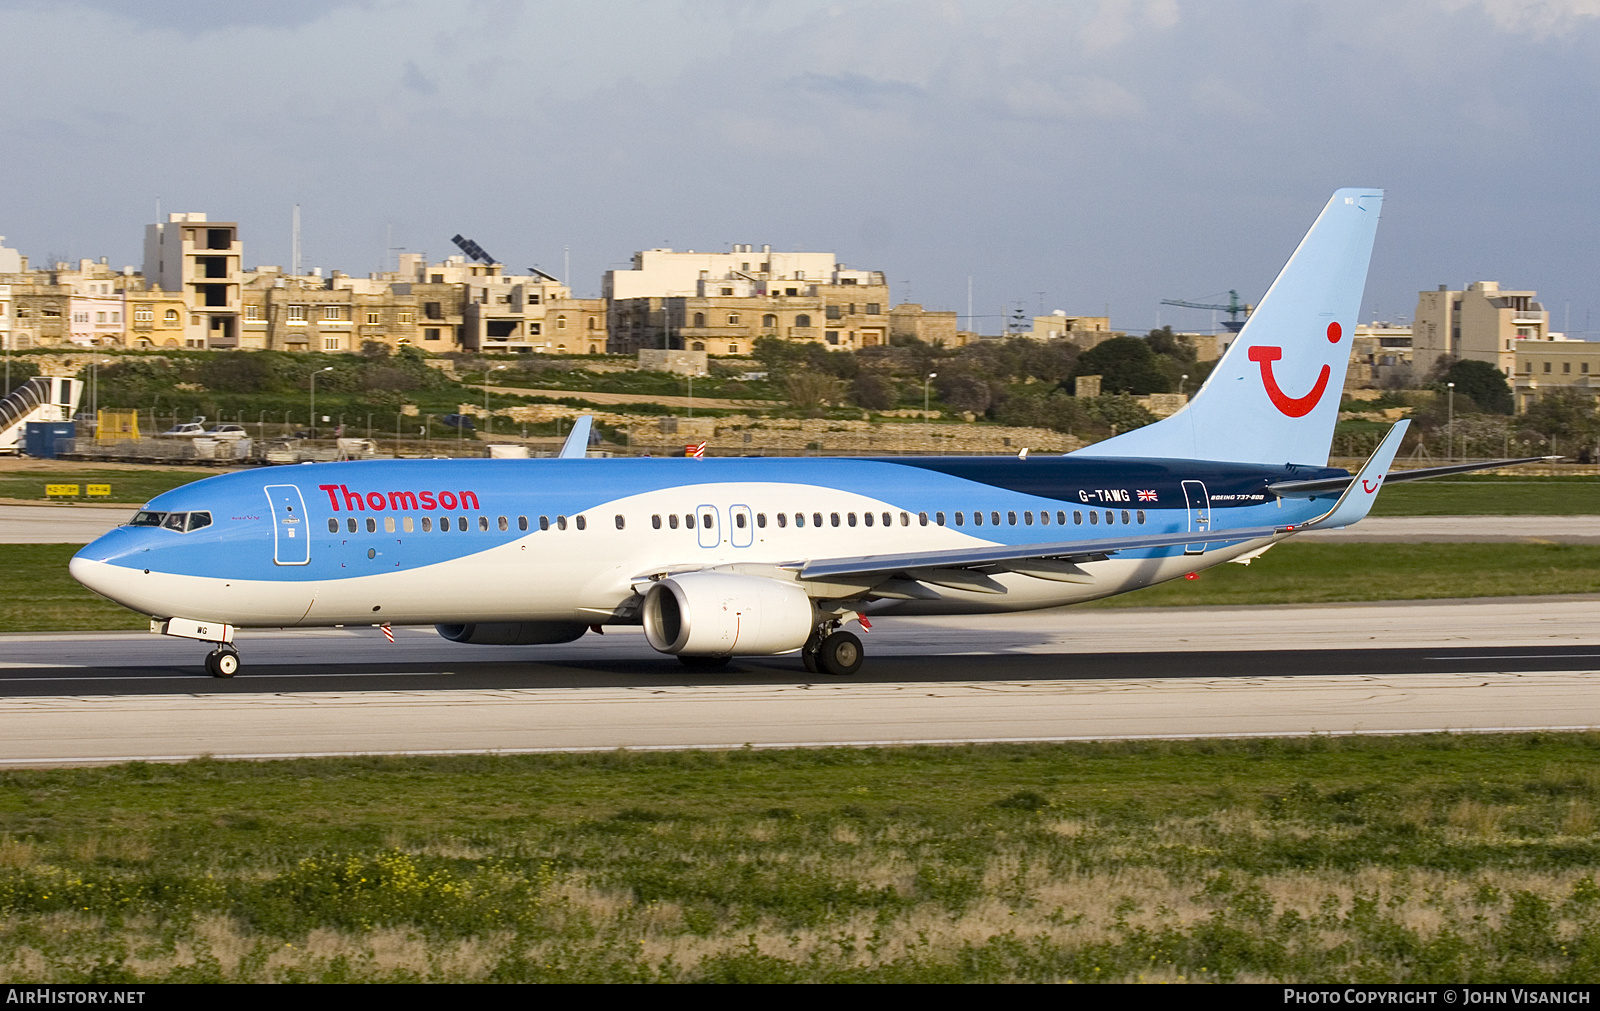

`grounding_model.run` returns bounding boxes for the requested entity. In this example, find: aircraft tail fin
[1072,188,1383,466]
[559,416,593,459]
